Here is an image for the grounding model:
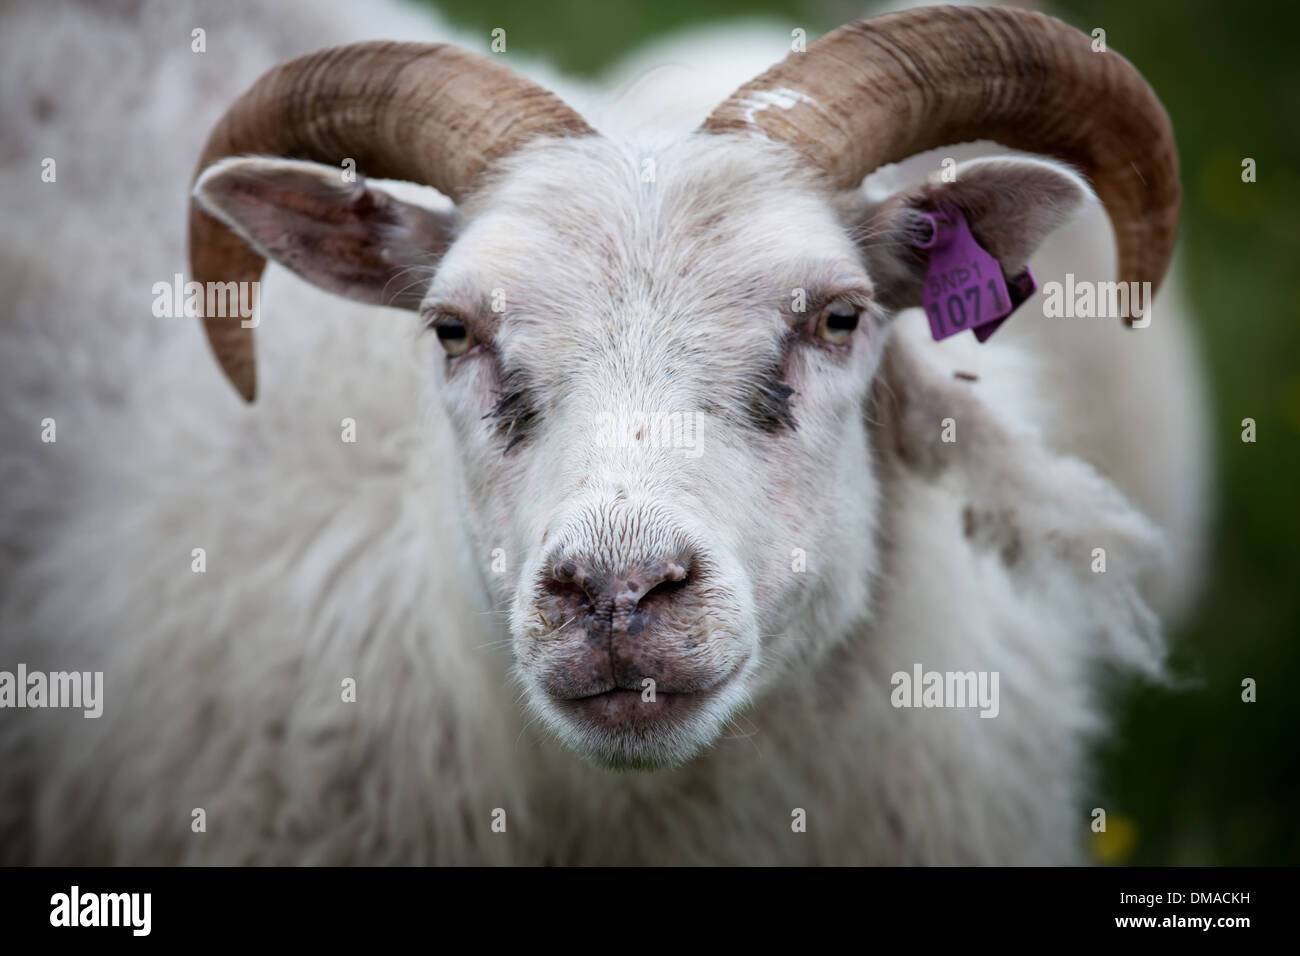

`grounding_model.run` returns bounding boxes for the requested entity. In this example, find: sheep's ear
[193,157,459,309]
[852,157,1091,312]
